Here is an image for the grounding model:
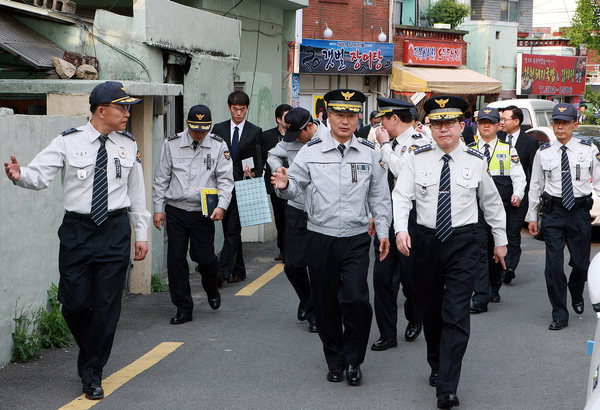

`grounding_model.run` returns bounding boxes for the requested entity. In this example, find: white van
[487,99,556,129]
